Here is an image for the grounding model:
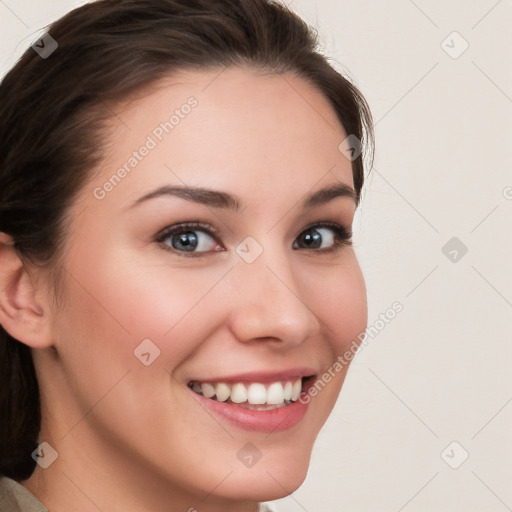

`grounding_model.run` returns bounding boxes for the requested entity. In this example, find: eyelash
[155,221,353,258]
